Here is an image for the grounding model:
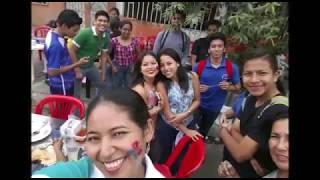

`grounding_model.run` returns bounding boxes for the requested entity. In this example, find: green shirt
[73,26,110,69]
